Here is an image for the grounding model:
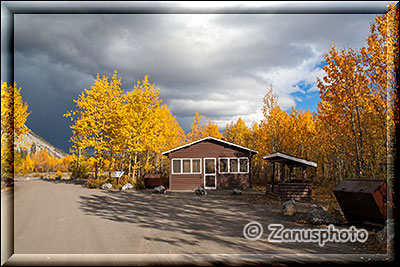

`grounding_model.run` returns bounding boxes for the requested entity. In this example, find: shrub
[109,175,131,190]
[85,178,107,189]
[56,169,62,178]
[68,159,89,179]
[132,177,146,190]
